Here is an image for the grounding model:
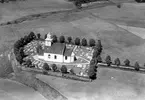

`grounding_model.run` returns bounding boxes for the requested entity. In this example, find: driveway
[0,78,47,100]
